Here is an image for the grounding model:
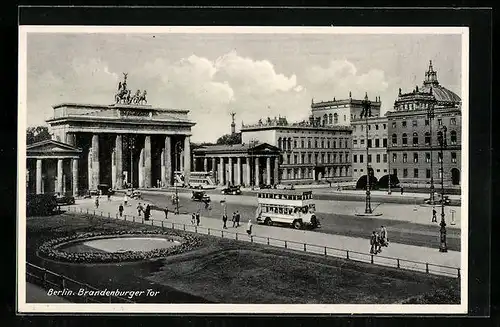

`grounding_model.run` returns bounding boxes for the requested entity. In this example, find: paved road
[70,198,461,278]
[133,191,461,251]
